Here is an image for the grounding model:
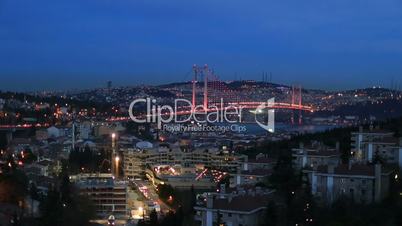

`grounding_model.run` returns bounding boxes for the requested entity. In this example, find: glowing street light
[115,156,120,178]
[111,132,118,177]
